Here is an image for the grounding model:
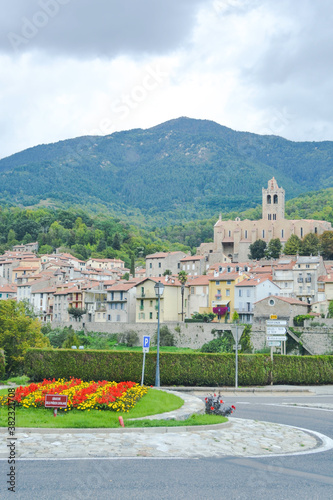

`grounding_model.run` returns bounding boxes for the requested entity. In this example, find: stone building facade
[197,177,332,263]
